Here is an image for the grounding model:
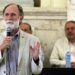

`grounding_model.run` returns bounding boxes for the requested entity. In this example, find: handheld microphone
[7,27,12,36]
